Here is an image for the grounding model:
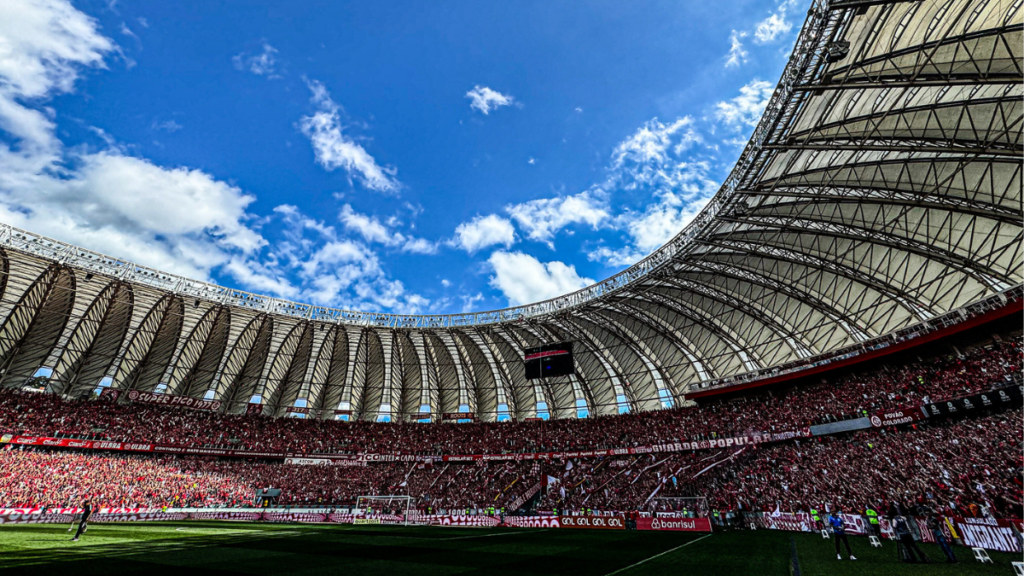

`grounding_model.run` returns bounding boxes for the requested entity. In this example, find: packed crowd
[543,408,1023,520]
[1,406,1019,519]
[0,338,1018,457]
[0,450,252,509]
[0,334,1020,515]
